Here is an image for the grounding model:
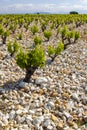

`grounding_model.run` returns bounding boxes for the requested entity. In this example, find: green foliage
[50,23,54,30]
[17,33,22,40]
[0,29,10,44]
[30,45,46,68]
[41,22,46,32]
[55,42,64,55]
[3,30,10,37]
[0,27,9,37]
[24,24,28,31]
[9,24,16,33]
[70,11,78,14]
[61,26,68,38]
[0,28,4,35]
[8,41,20,56]
[66,31,75,43]
[16,45,46,69]
[48,42,64,61]
[67,31,75,39]
[16,45,46,82]
[16,49,28,69]
[48,45,55,56]
[31,25,39,35]
[9,24,14,30]
[34,35,42,46]
[57,27,61,35]
[19,19,24,28]
[74,31,80,41]
[44,30,52,41]
[55,19,60,28]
